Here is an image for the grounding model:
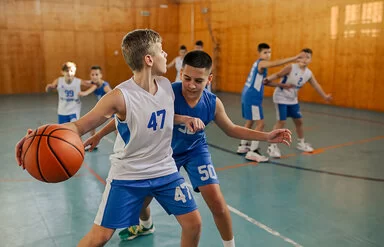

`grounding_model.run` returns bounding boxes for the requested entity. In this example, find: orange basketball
[21,124,85,183]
